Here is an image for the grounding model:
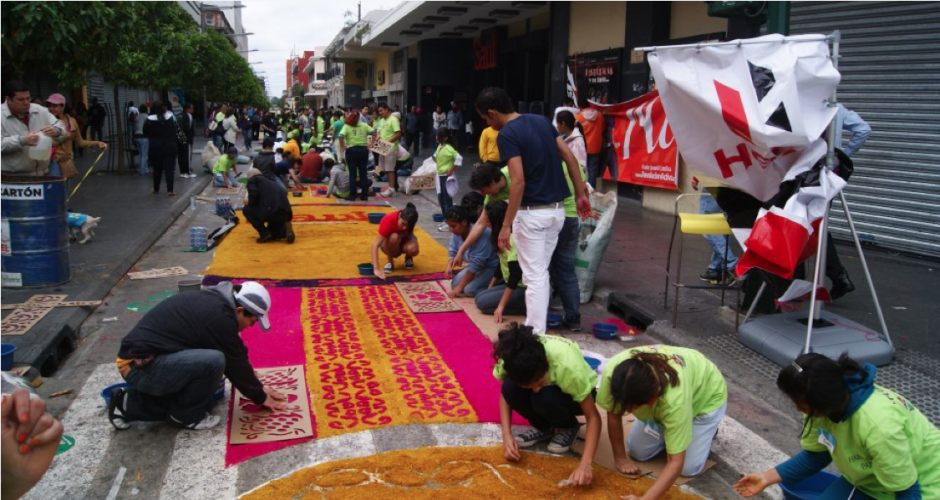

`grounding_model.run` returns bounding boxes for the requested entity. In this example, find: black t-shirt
[118,287,266,404]
[496,114,570,206]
